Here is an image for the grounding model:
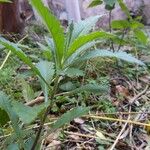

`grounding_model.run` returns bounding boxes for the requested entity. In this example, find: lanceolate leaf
[66,31,115,59]
[0,37,49,88]
[130,21,144,29]
[0,92,23,142]
[81,50,145,65]
[69,16,102,44]
[111,20,130,29]
[12,102,45,124]
[59,81,76,91]
[30,0,65,68]
[88,0,103,8]
[70,84,108,94]
[66,41,99,66]
[134,30,148,45]
[117,0,131,19]
[63,68,85,77]
[36,61,54,102]
[52,107,90,130]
